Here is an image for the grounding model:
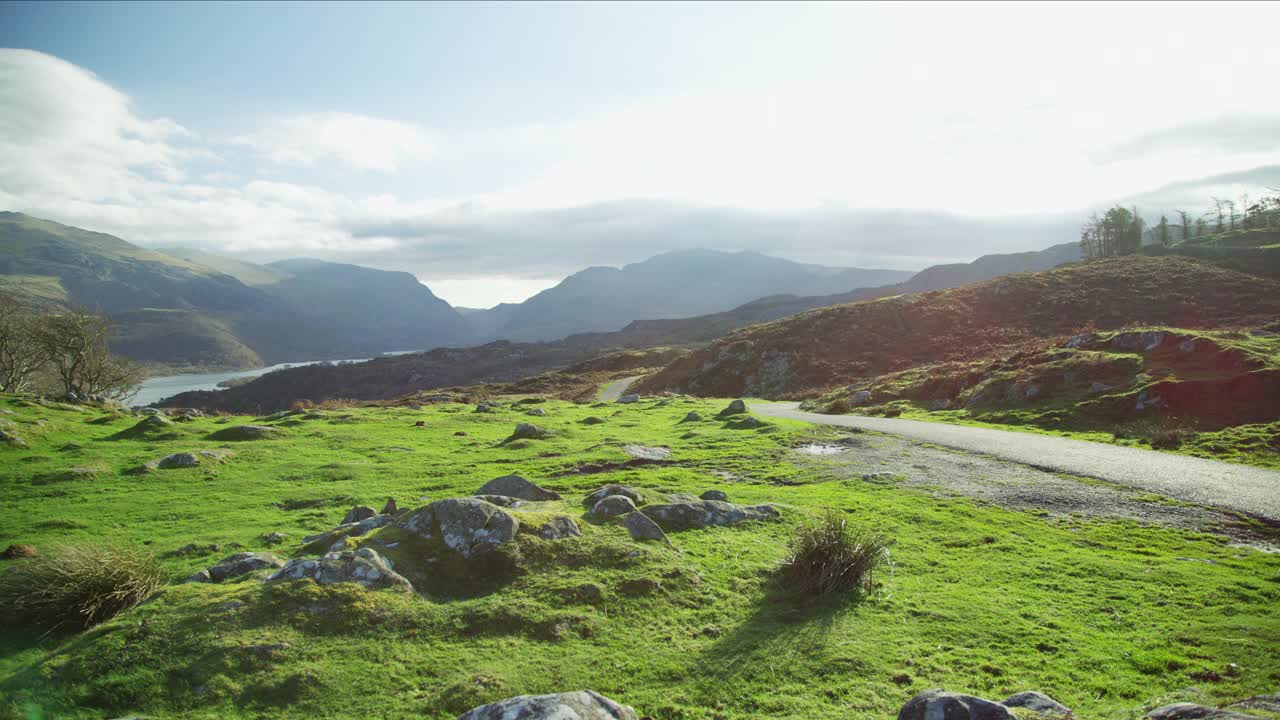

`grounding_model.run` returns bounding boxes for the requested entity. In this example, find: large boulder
[898,690,1016,720]
[209,424,284,441]
[267,548,412,592]
[623,511,671,545]
[474,474,562,501]
[1003,691,1071,716]
[640,500,779,532]
[457,690,638,720]
[591,495,638,519]
[186,552,284,583]
[583,484,645,508]
[398,498,519,558]
[538,516,583,540]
